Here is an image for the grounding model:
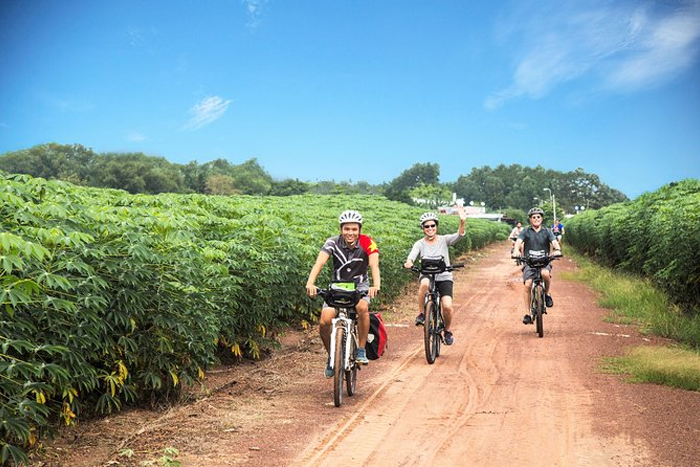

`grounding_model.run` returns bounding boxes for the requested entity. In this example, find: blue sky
[1,0,699,199]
